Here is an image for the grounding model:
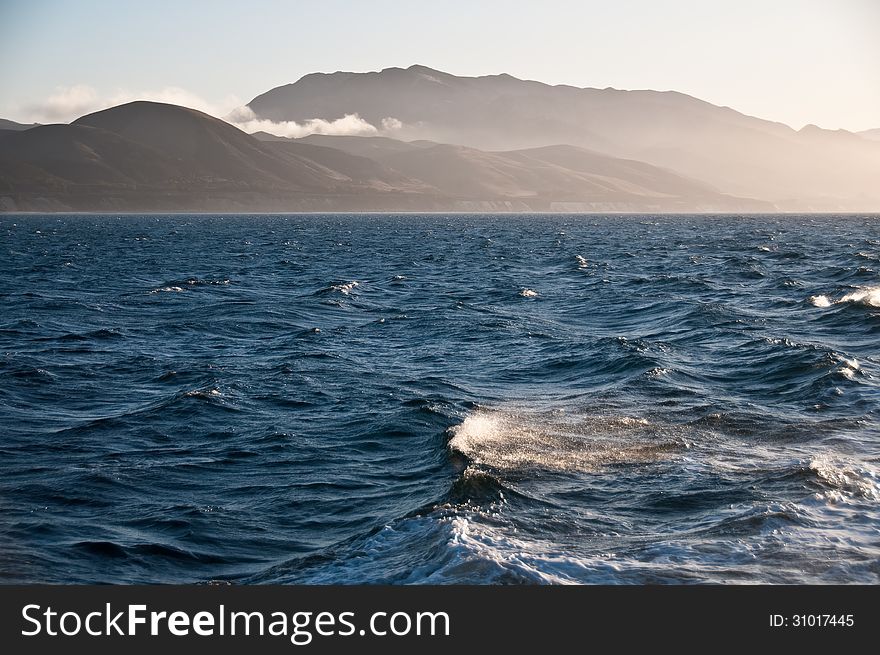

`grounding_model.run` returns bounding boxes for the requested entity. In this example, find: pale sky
[1,0,878,131]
